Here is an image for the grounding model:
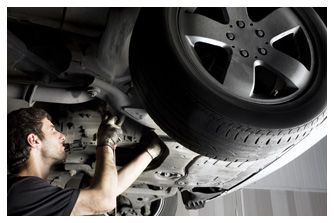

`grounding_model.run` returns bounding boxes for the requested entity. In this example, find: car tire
[129,7,327,161]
